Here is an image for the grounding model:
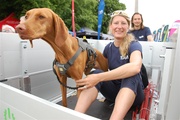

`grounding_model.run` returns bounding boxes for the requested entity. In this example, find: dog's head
[16,8,54,40]
[16,8,69,47]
